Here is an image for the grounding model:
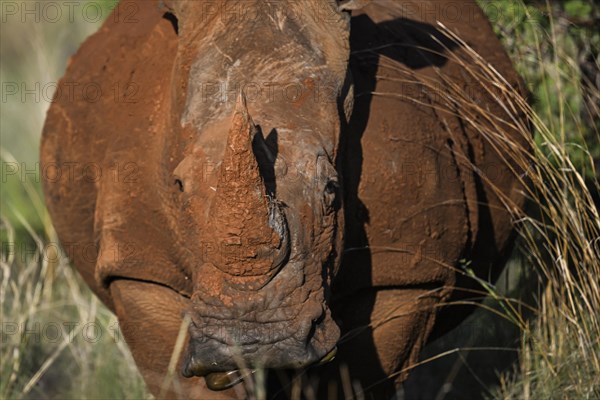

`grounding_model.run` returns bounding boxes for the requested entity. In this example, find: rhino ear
[338,0,372,11]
